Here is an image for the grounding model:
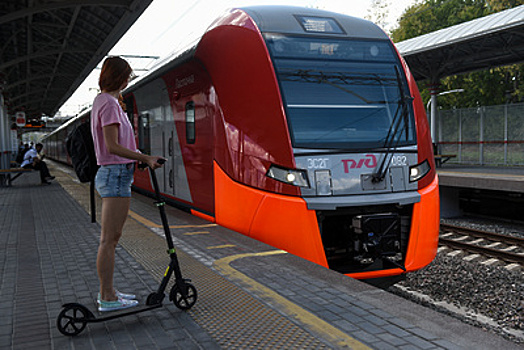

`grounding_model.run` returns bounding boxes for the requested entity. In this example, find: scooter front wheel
[56,303,92,336]
[170,283,197,310]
